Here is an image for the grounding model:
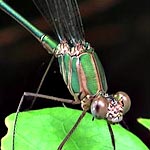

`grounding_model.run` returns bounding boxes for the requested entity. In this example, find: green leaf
[137,118,150,130]
[1,107,148,150]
